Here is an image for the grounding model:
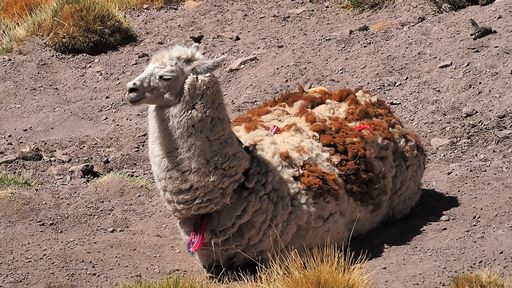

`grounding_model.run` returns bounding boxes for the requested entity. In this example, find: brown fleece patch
[294,145,308,155]
[279,150,290,161]
[280,123,298,132]
[299,165,340,201]
[232,86,423,209]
